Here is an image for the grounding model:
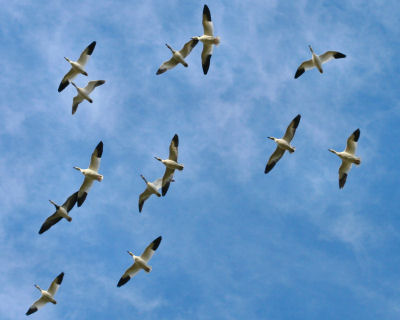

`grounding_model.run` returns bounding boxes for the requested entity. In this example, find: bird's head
[73,166,82,173]
[328,149,336,154]
[127,251,135,258]
[64,57,70,63]
[308,45,314,53]
[267,137,275,141]
[154,157,162,162]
